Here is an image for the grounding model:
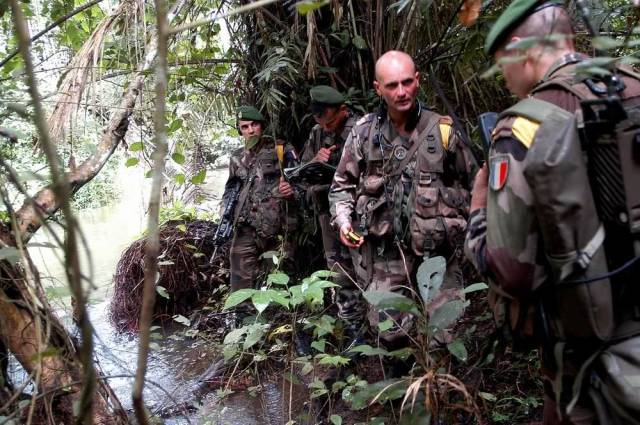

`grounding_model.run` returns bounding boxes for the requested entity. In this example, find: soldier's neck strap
[539,52,587,84]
